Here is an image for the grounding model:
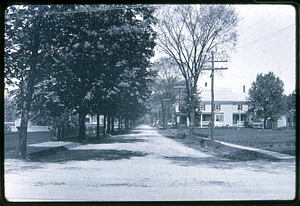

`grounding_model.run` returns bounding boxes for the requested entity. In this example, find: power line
[236,24,295,48]
[239,7,290,43]
[240,7,282,34]
[239,6,250,33]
